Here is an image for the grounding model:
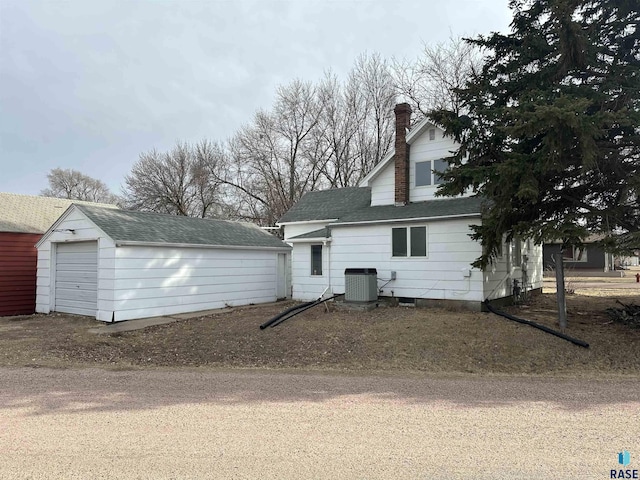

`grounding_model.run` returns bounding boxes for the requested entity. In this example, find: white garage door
[54,241,98,316]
